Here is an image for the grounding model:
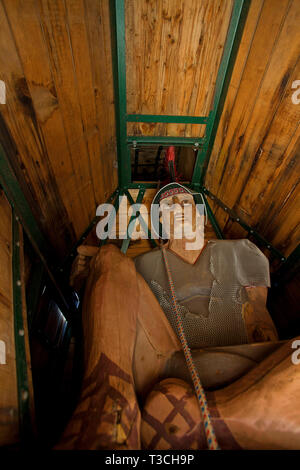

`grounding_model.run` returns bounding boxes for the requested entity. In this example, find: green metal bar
[0,143,69,309]
[126,183,160,189]
[127,136,204,146]
[273,244,300,285]
[121,188,146,253]
[192,0,251,185]
[202,187,286,261]
[110,0,131,187]
[197,192,224,239]
[127,182,195,189]
[12,213,33,444]
[126,114,208,124]
[60,187,121,269]
[0,143,51,261]
[26,261,45,331]
[124,189,156,248]
[101,189,124,246]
